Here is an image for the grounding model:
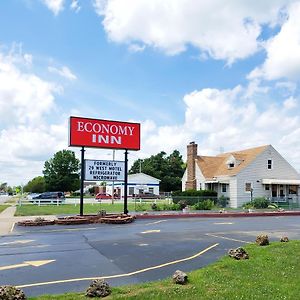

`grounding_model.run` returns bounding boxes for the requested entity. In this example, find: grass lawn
[29,241,300,299]
[15,203,153,216]
[0,205,10,213]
